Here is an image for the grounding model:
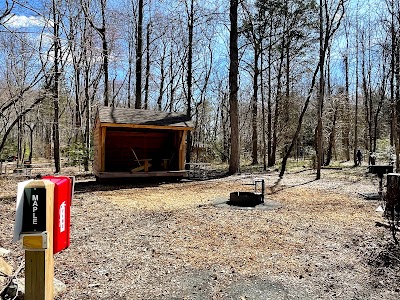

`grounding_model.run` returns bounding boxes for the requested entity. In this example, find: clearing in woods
[0,166,399,299]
